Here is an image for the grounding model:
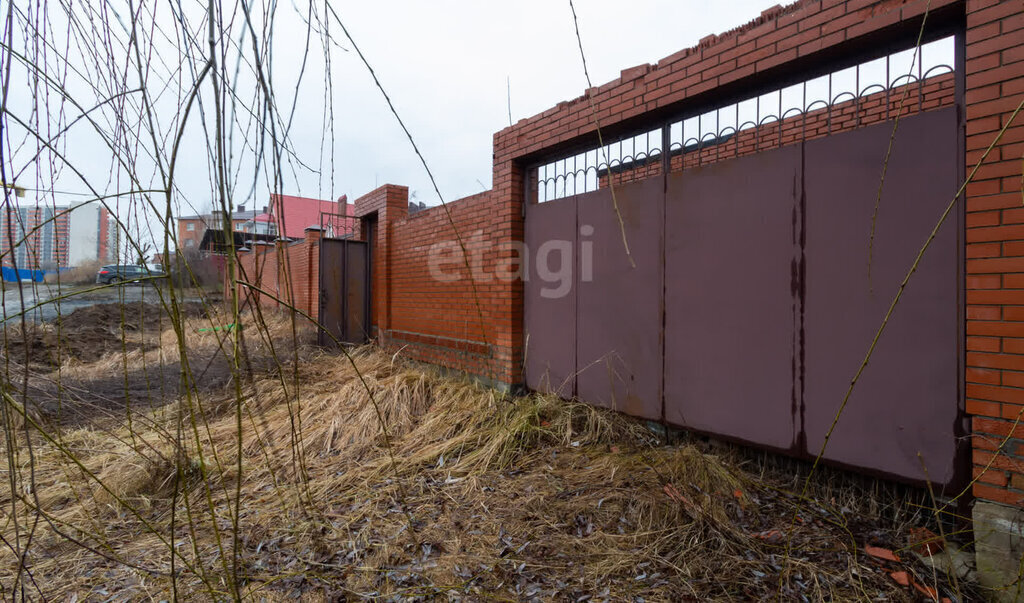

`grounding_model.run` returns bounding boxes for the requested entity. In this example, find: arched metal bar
[922,64,955,79]
[889,73,921,89]
[717,125,740,158]
[781,106,803,120]
[856,83,886,98]
[804,99,829,113]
